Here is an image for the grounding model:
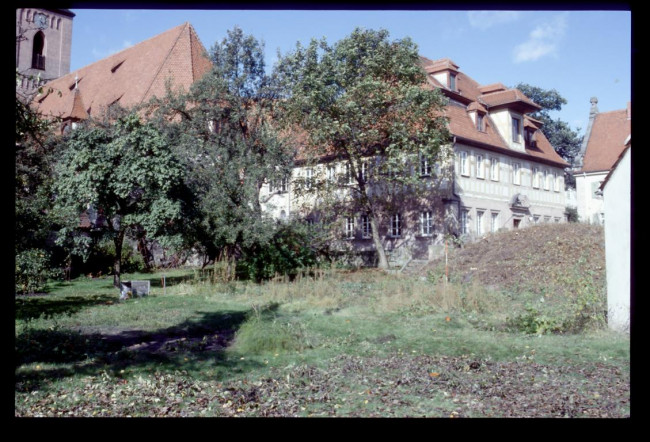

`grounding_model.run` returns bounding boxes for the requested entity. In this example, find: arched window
[32,31,45,70]
[57,18,61,30]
